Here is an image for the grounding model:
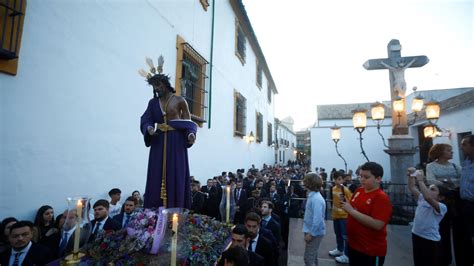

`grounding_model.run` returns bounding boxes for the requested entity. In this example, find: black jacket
[89,217,121,242]
[0,242,53,266]
[253,234,274,266]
